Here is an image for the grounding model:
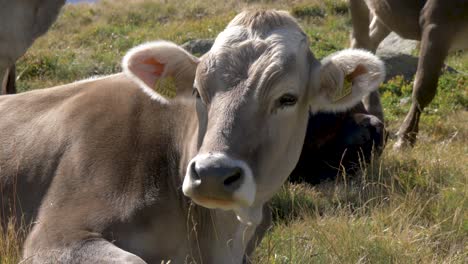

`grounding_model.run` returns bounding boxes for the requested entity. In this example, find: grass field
[1,0,467,263]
